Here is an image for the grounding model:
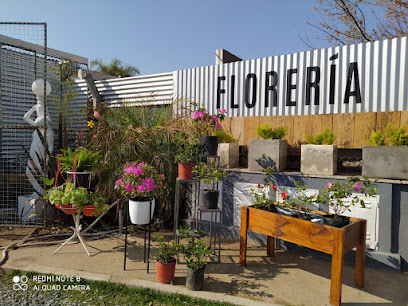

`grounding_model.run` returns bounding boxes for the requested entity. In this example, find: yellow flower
[87,120,95,128]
